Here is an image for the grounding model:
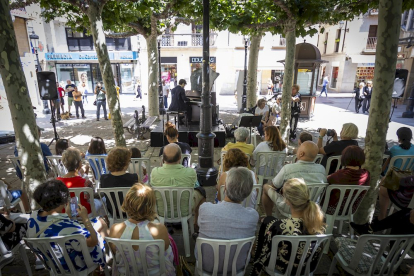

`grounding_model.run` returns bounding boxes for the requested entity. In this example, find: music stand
[239,116,262,144]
